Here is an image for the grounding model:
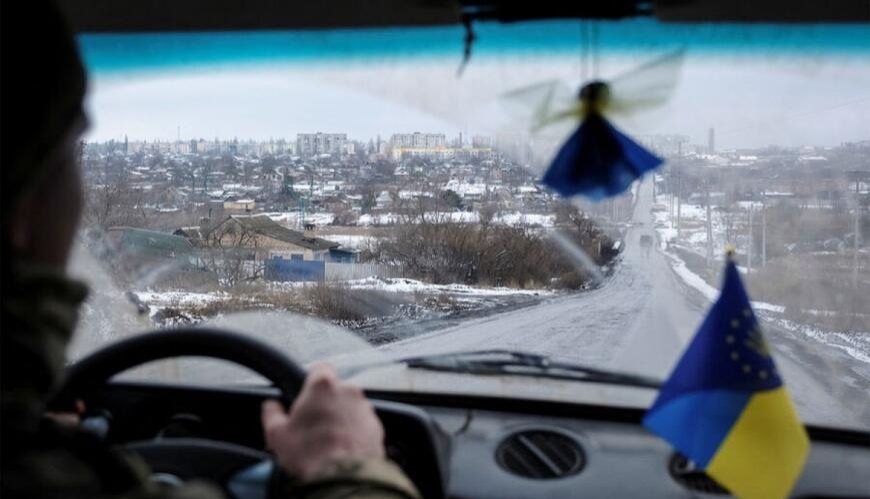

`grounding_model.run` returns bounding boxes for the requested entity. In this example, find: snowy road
[381,179,870,429]
[68,178,869,429]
